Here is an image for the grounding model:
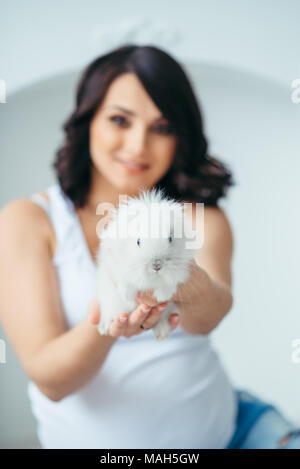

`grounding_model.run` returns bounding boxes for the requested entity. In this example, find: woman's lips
[117,158,149,173]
